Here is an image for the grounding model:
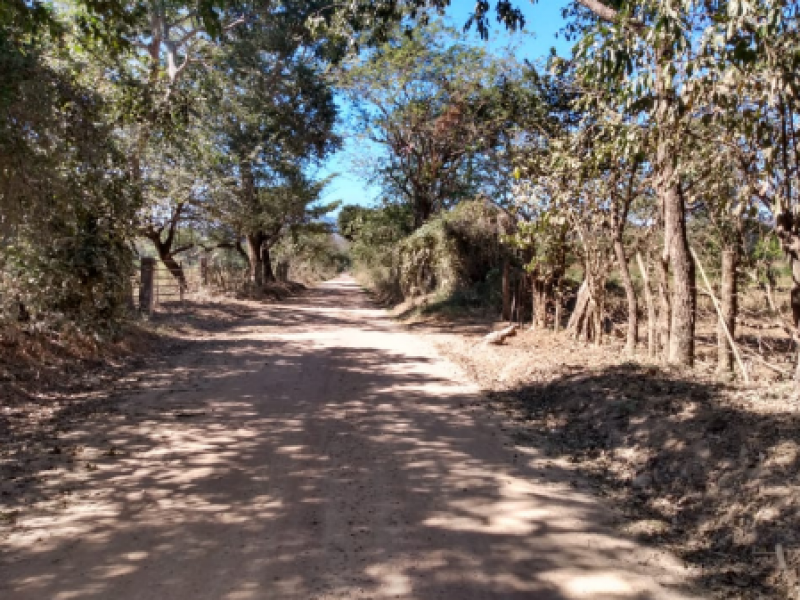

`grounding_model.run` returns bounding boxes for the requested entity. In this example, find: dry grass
[403,298,800,599]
